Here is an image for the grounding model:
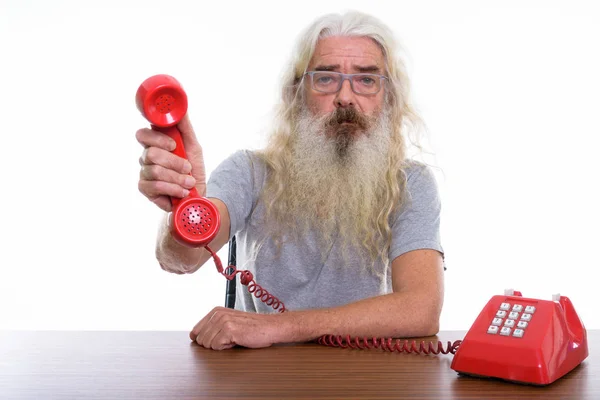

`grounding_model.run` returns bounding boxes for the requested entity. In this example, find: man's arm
[155,197,232,274]
[278,248,444,340]
[190,248,444,349]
